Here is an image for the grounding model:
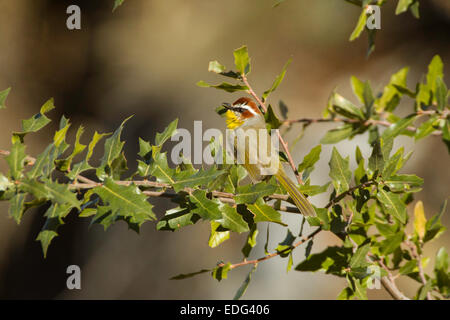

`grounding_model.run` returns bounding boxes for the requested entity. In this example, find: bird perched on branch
[222,97,315,217]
